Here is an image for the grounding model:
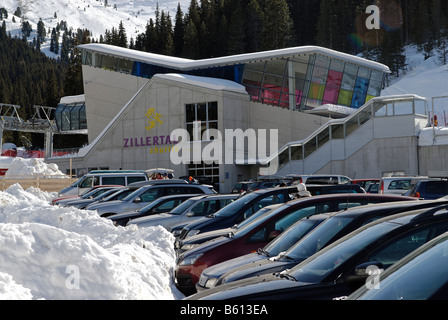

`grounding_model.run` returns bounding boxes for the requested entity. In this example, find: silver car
[87,181,216,217]
[128,194,238,229]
